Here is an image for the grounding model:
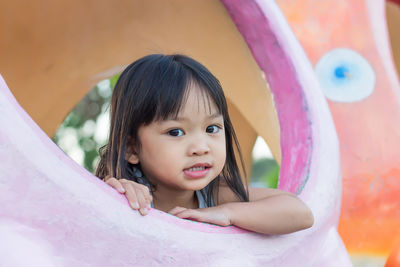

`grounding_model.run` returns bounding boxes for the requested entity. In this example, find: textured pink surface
[0,1,351,265]
[221,0,312,195]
